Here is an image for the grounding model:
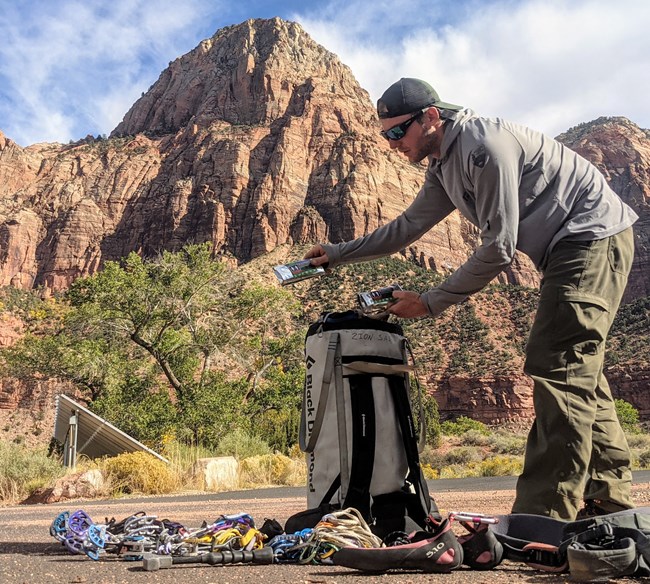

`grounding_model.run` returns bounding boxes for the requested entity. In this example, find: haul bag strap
[299,333,339,453]
[343,361,414,375]
[342,375,375,517]
[498,541,567,572]
[492,513,569,571]
[403,339,426,453]
[318,475,342,508]
[333,338,350,501]
[388,375,431,519]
